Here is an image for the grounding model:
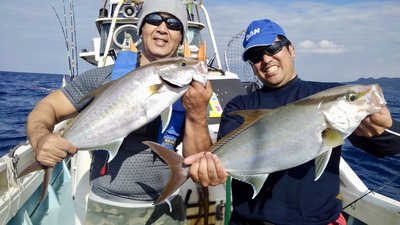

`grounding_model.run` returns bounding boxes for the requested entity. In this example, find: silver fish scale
[215,84,386,176]
[219,104,327,175]
[63,58,207,150]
